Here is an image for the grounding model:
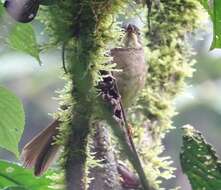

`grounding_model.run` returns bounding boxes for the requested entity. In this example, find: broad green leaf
[0,86,25,157]
[0,160,52,190]
[8,24,41,64]
[199,0,221,49]
[180,125,221,190]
